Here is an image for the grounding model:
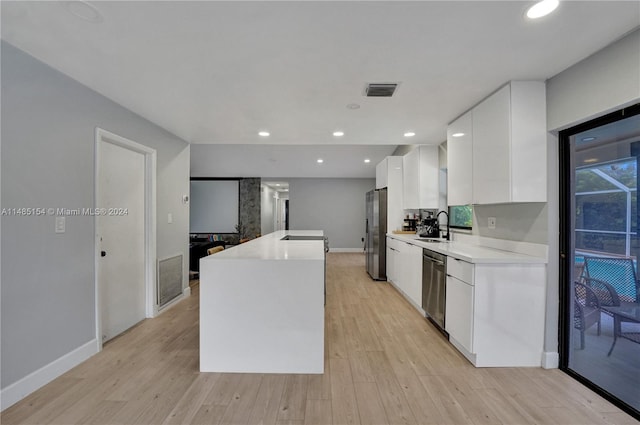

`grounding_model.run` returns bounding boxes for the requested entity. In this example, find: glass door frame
[558,103,640,421]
